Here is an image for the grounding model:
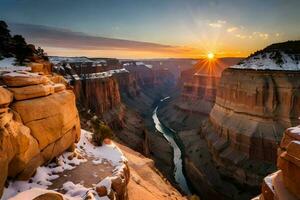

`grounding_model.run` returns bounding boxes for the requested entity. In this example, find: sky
[0,0,299,59]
